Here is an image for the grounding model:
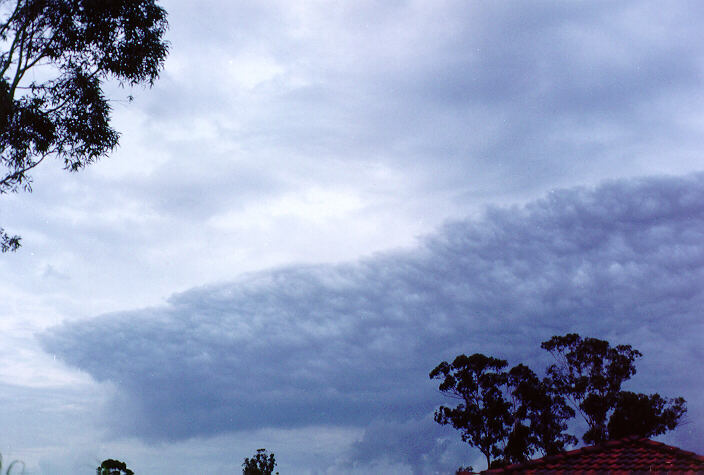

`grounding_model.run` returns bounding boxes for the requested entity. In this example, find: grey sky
[2,1,704,473]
